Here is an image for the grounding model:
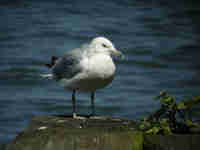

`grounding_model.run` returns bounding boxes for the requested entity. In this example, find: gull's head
[90,37,122,57]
